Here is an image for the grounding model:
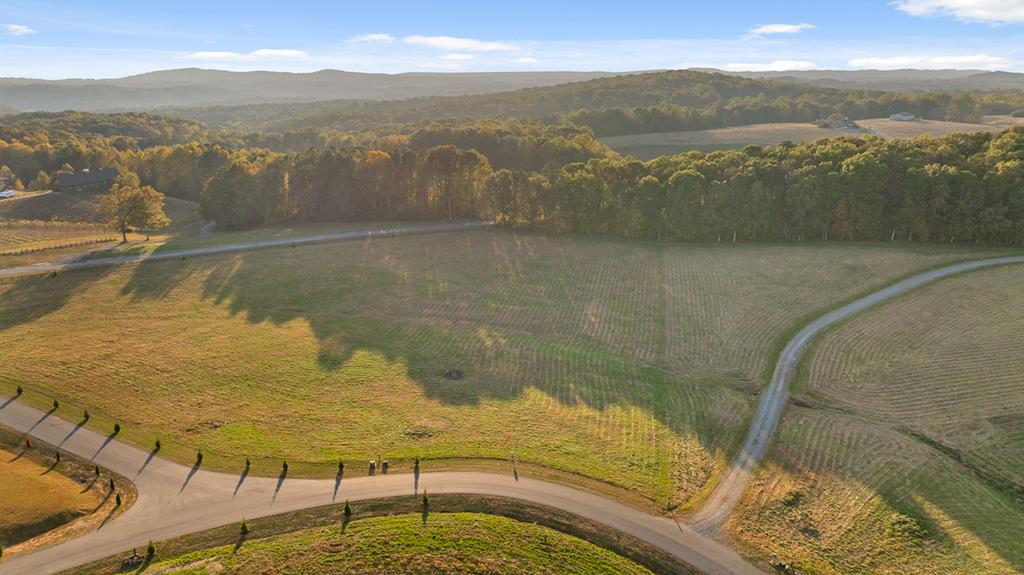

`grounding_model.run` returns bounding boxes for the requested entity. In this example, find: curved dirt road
[0,221,493,280]
[0,397,761,575]
[690,254,1024,532]
[0,254,1020,574]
